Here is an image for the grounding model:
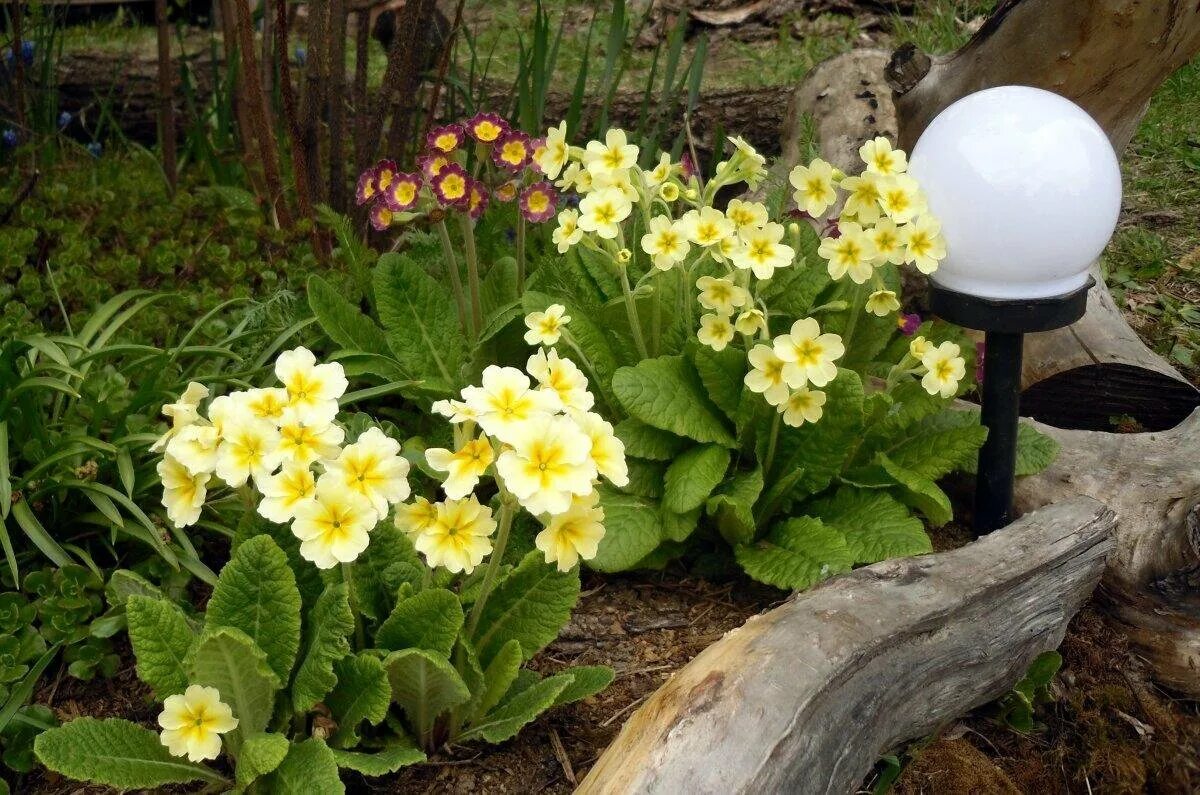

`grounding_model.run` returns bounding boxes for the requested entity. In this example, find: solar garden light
[908,86,1122,535]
